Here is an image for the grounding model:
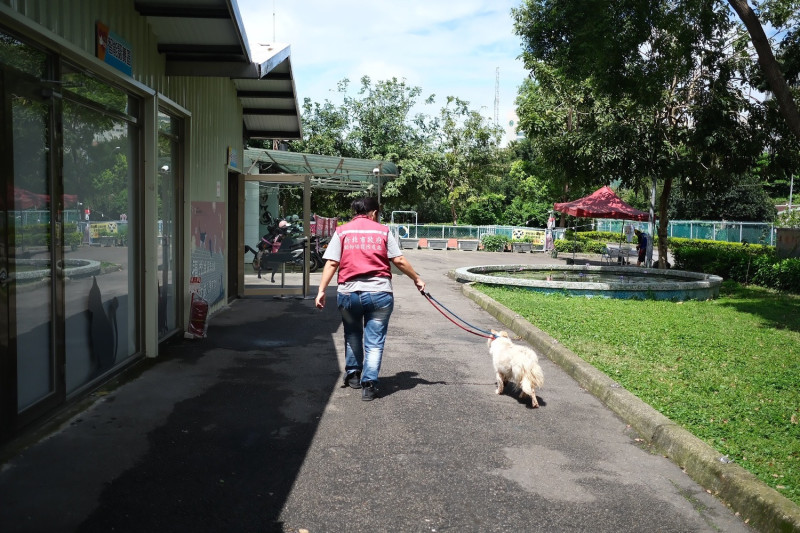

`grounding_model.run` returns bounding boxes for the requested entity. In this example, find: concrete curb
[461,282,800,533]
